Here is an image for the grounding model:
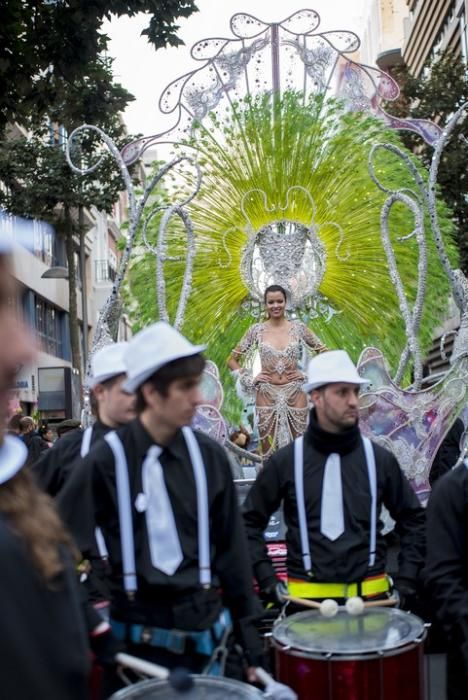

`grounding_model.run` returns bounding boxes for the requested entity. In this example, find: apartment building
[403,0,468,75]
[4,208,129,422]
[359,0,410,68]
[358,0,468,72]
